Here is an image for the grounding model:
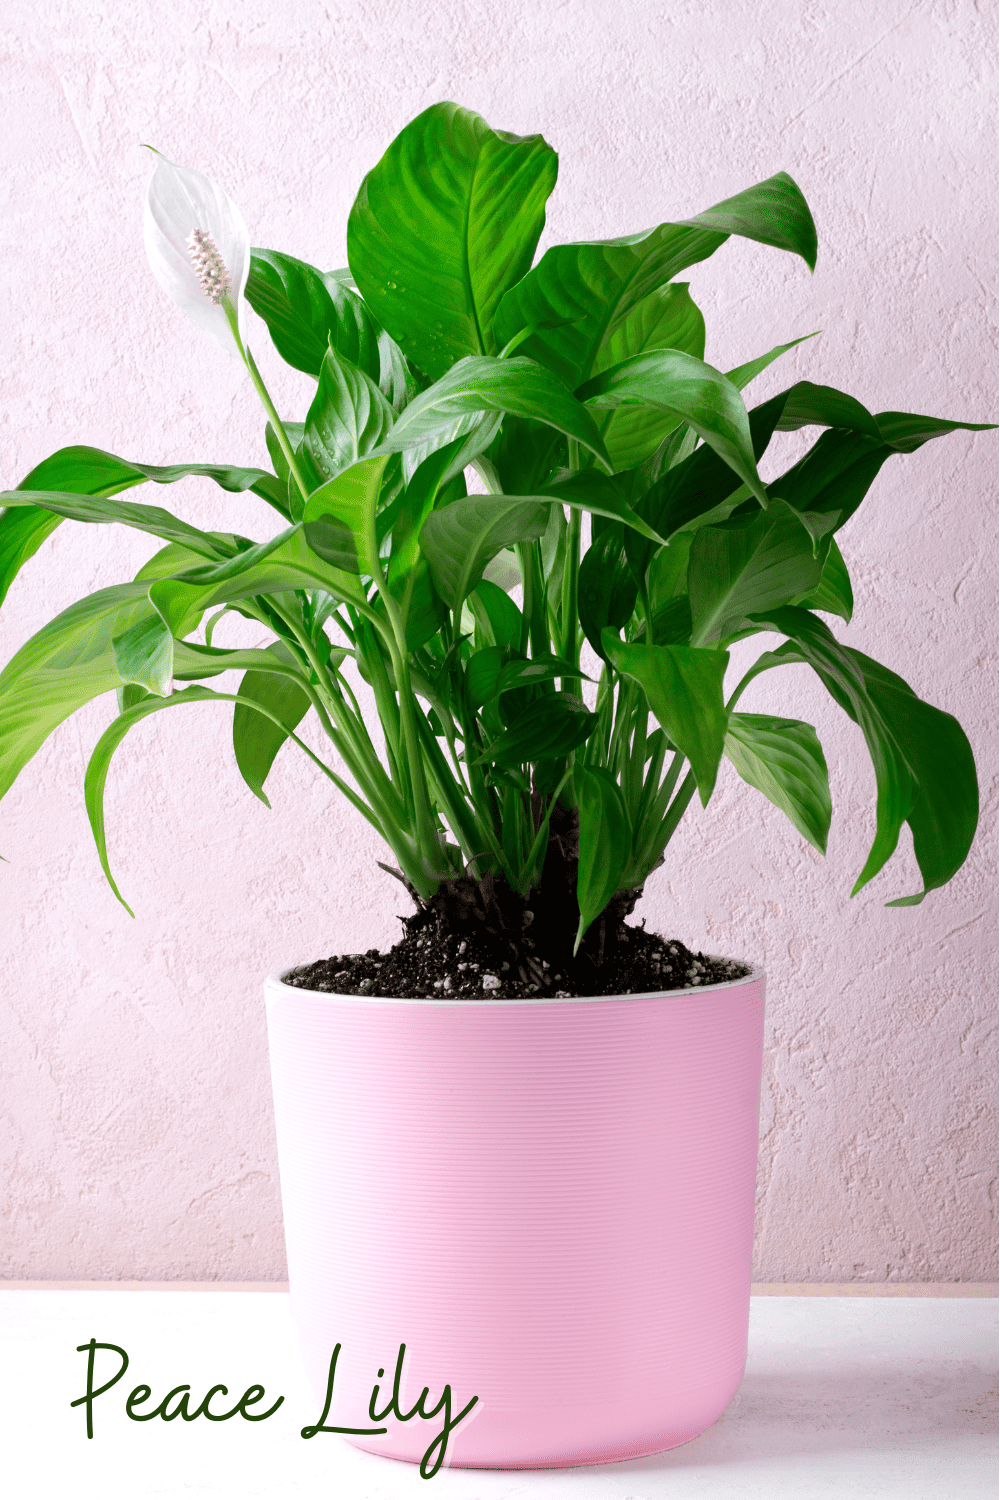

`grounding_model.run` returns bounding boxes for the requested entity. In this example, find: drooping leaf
[0,446,288,609]
[493,170,817,386]
[347,101,559,379]
[577,347,769,505]
[739,607,978,903]
[467,578,523,652]
[574,764,632,950]
[724,712,831,852]
[246,247,416,408]
[0,582,156,801]
[299,344,395,492]
[233,642,312,807]
[603,634,729,805]
[0,490,244,563]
